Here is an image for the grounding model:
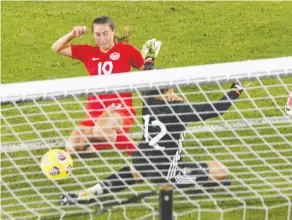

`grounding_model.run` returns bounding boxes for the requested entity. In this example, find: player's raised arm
[177,83,244,122]
[51,26,86,57]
